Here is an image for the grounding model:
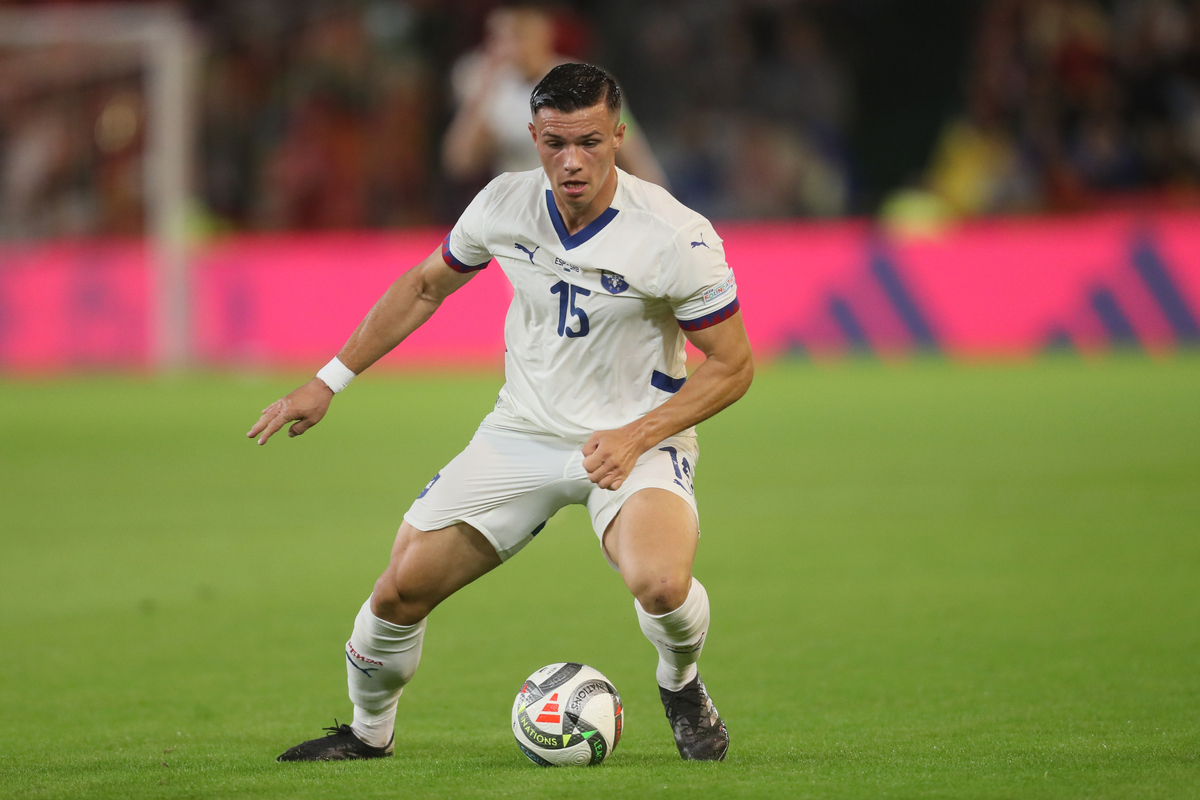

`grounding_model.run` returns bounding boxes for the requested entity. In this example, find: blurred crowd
[603,0,853,220]
[1,0,1199,240]
[922,0,1200,217]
